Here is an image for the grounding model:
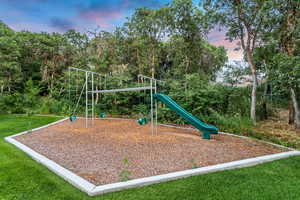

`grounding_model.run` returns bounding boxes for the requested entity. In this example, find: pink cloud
[121,0,131,8]
[121,0,162,9]
[9,22,59,33]
[79,10,122,28]
[6,10,23,17]
[208,29,243,60]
